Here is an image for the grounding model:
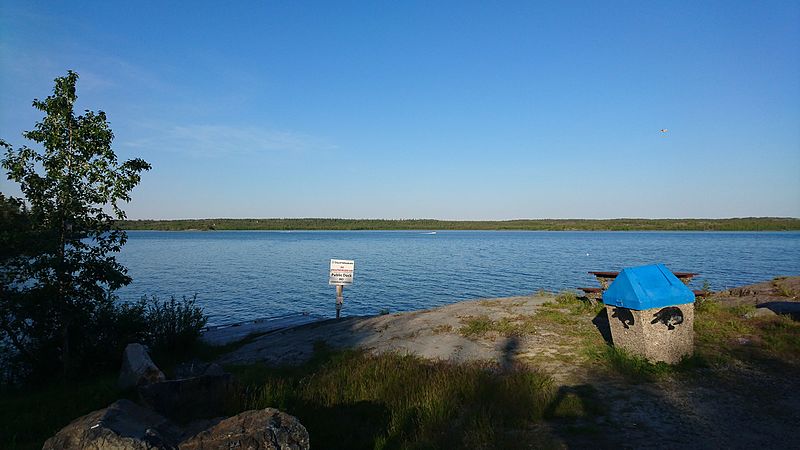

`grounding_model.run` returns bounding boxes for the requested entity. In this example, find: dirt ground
[219,277,800,449]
